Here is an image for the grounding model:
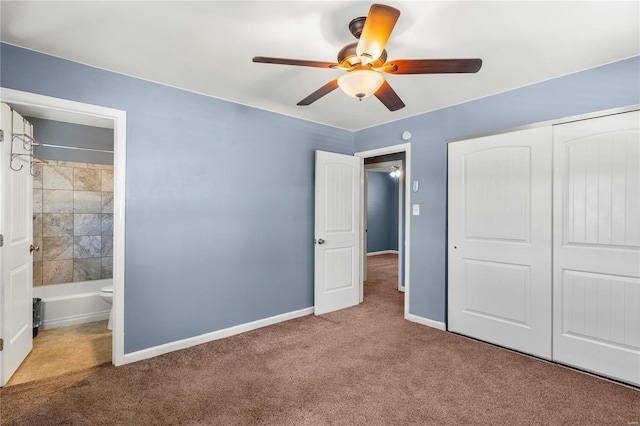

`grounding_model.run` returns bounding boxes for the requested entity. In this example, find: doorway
[0,88,126,387]
[364,159,404,291]
[355,143,411,319]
